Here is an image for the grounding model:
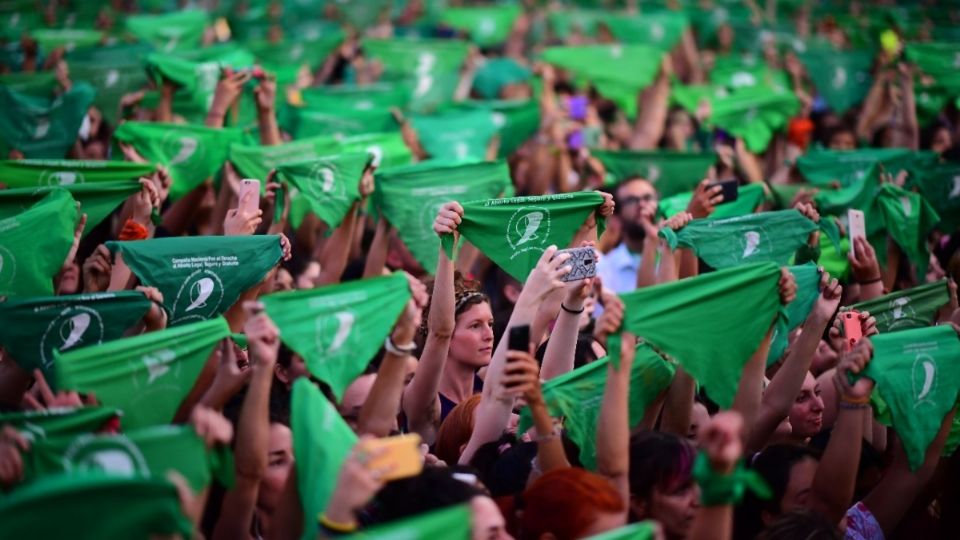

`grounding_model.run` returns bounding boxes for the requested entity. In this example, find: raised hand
[223,190,263,236]
[833,338,875,402]
[136,286,167,331]
[498,350,542,401]
[243,302,281,369]
[189,405,234,448]
[778,267,798,305]
[132,177,160,226]
[811,270,842,322]
[699,411,744,474]
[0,426,29,488]
[848,237,881,284]
[82,244,113,293]
[593,291,625,347]
[686,179,723,219]
[21,369,84,410]
[522,246,572,303]
[393,272,429,346]
[433,201,464,237]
